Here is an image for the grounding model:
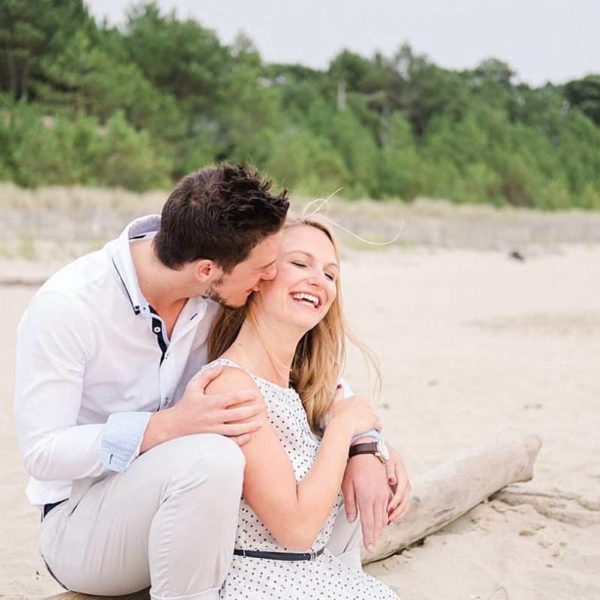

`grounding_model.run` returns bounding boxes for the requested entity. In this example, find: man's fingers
[359,498,376,552]
[217,402,264,424]
[372,501,385,548]
[231,433,253,446]
[220,389,263,408]
[342,481,358,523]
[217,420,263,437]
[188,365,224,391]
[380,501,388,543]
